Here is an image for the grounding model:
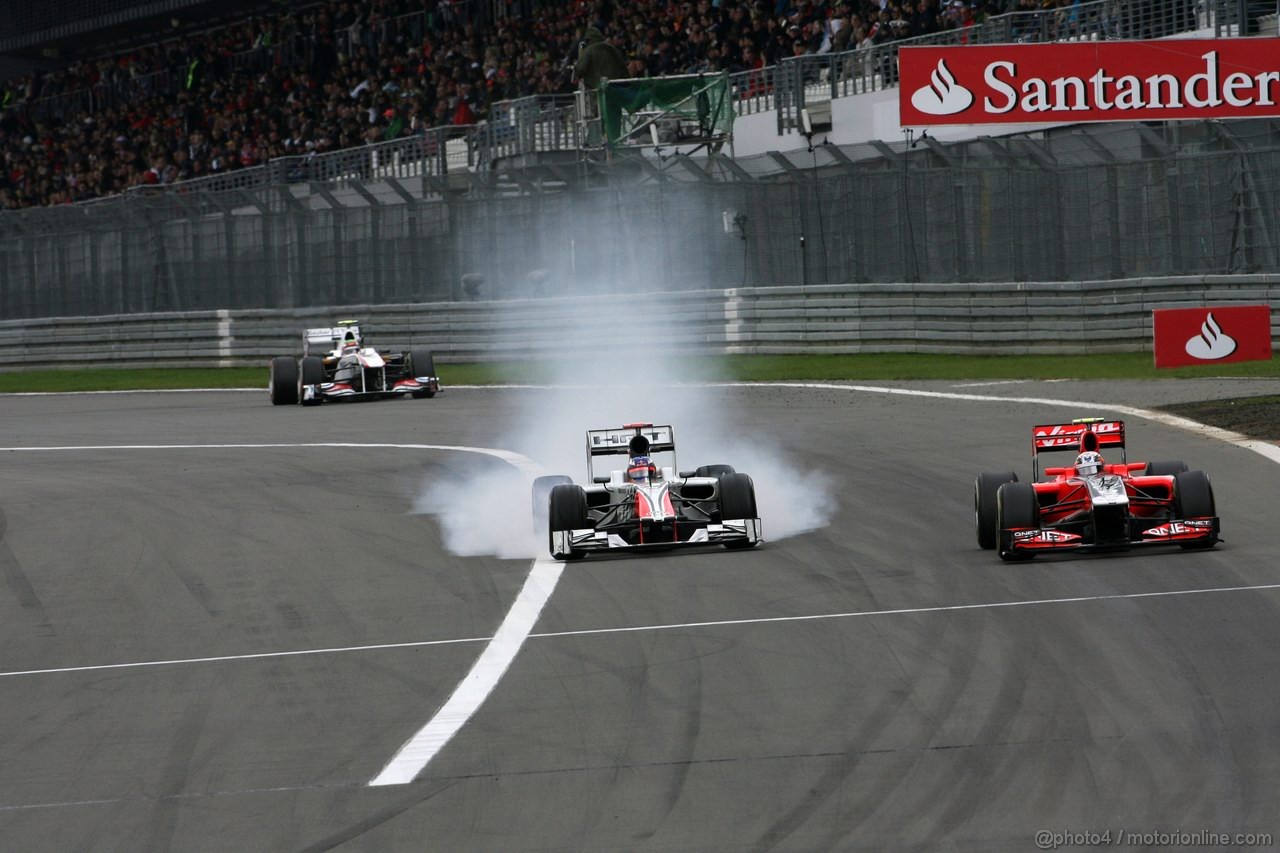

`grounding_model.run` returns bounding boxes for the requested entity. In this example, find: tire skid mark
[141,686,215,853]
[750,581,963,852]
[0,507,54,634]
